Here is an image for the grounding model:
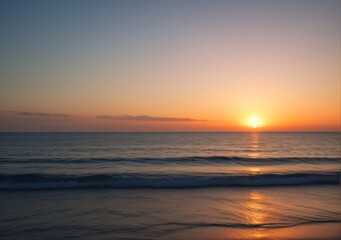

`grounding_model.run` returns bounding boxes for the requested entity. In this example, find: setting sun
[248,116,262,129]
[1,1,340,240]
